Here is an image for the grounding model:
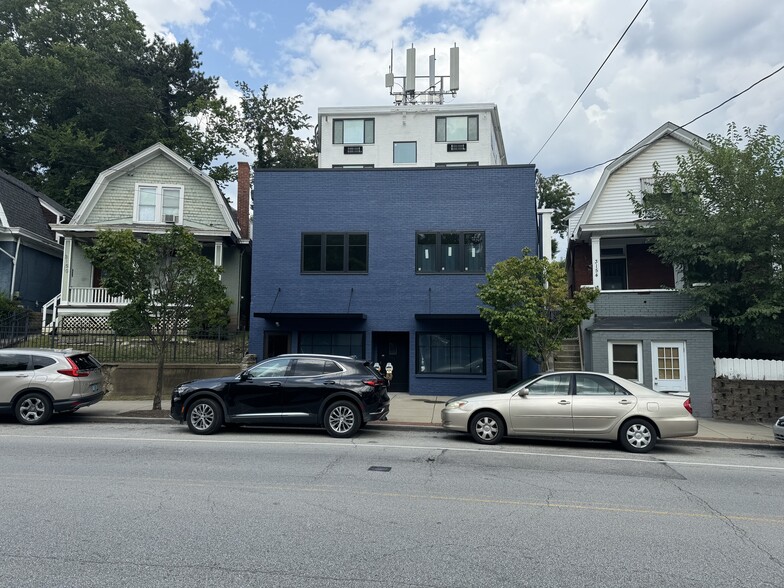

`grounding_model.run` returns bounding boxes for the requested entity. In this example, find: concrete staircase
[554,338,582,371]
